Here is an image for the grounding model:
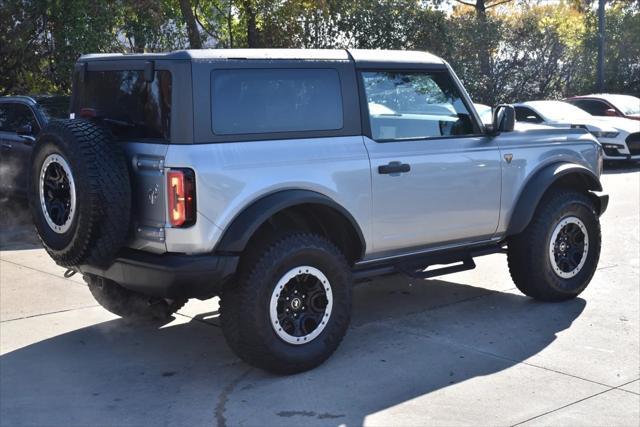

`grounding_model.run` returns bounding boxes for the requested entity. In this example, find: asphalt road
[1,164,638,426]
